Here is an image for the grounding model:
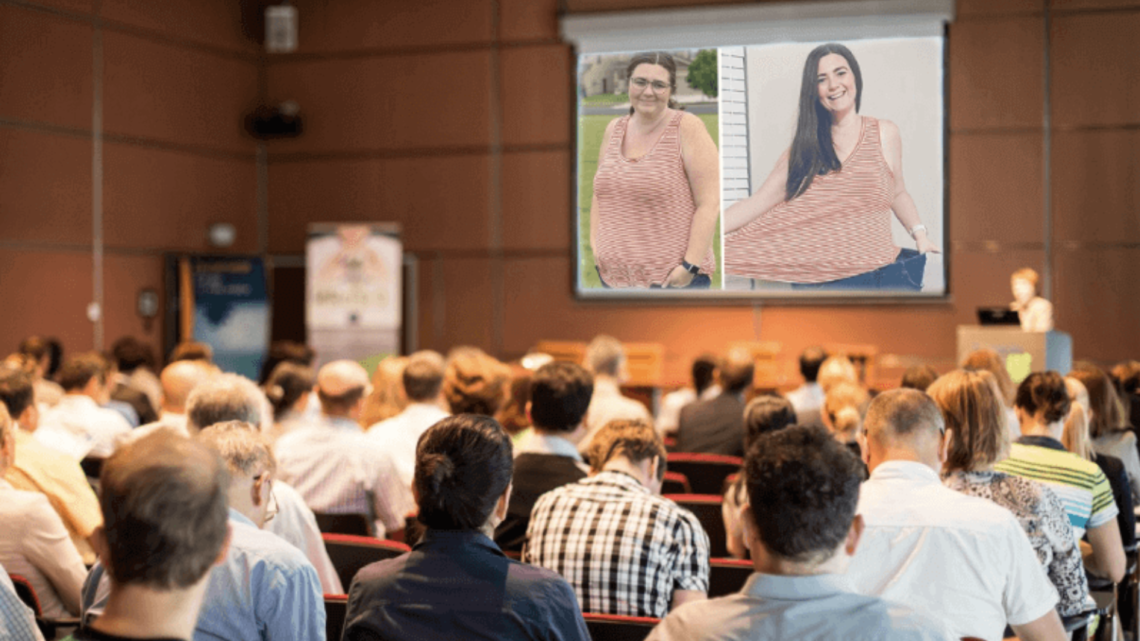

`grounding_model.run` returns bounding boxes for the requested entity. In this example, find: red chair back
[661,471,691,495]
[708,558,752,597]
[314,512,372,537]
[583,613,659,641]
[9,574,41,617]
[325,593,348,641]
[322,533,411,590]
[665,453,742,495]
[664,494,728,558]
